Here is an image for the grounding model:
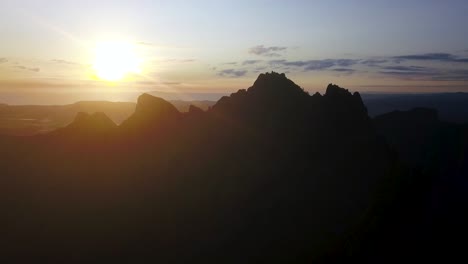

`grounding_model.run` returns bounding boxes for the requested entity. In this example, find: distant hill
[363,92,468,123]
[0,100,214,135]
